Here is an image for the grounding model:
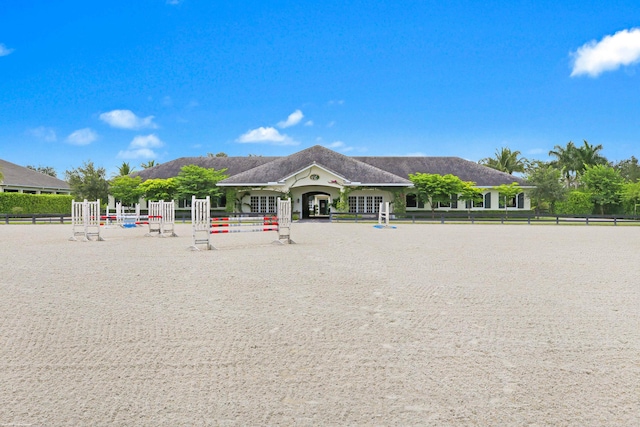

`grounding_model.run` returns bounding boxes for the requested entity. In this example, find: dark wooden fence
[329,212,640,226]
[3,211,640,226]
